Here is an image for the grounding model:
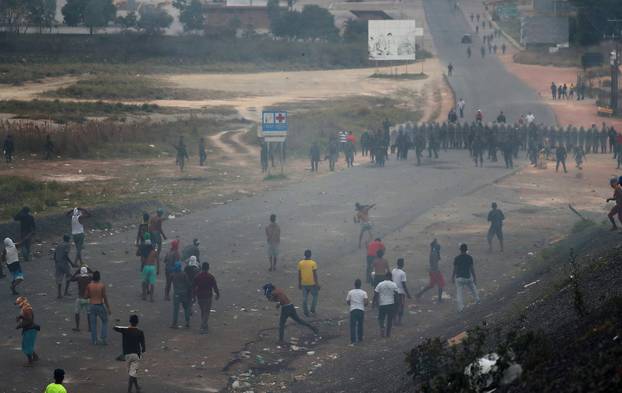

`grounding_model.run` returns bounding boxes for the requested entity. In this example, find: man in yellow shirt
[298,249,320,317]
[44,369,67,393]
